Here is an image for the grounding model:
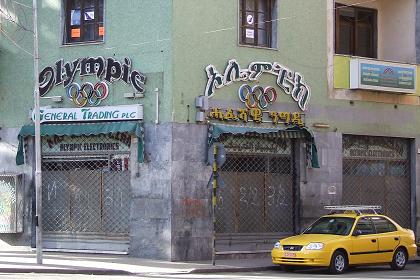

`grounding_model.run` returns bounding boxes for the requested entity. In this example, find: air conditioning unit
[0,174,23,233]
